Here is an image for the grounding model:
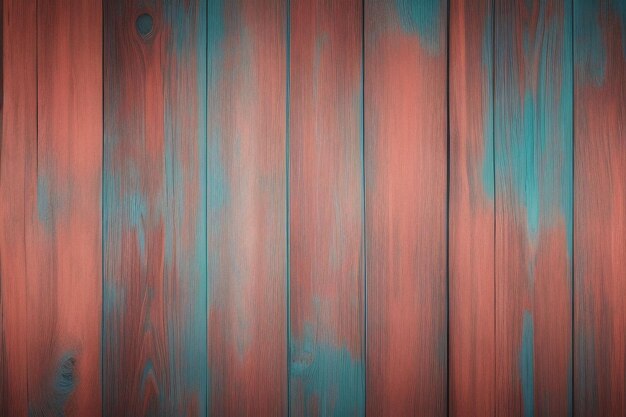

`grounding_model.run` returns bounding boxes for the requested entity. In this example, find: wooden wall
[1,0,624,416]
